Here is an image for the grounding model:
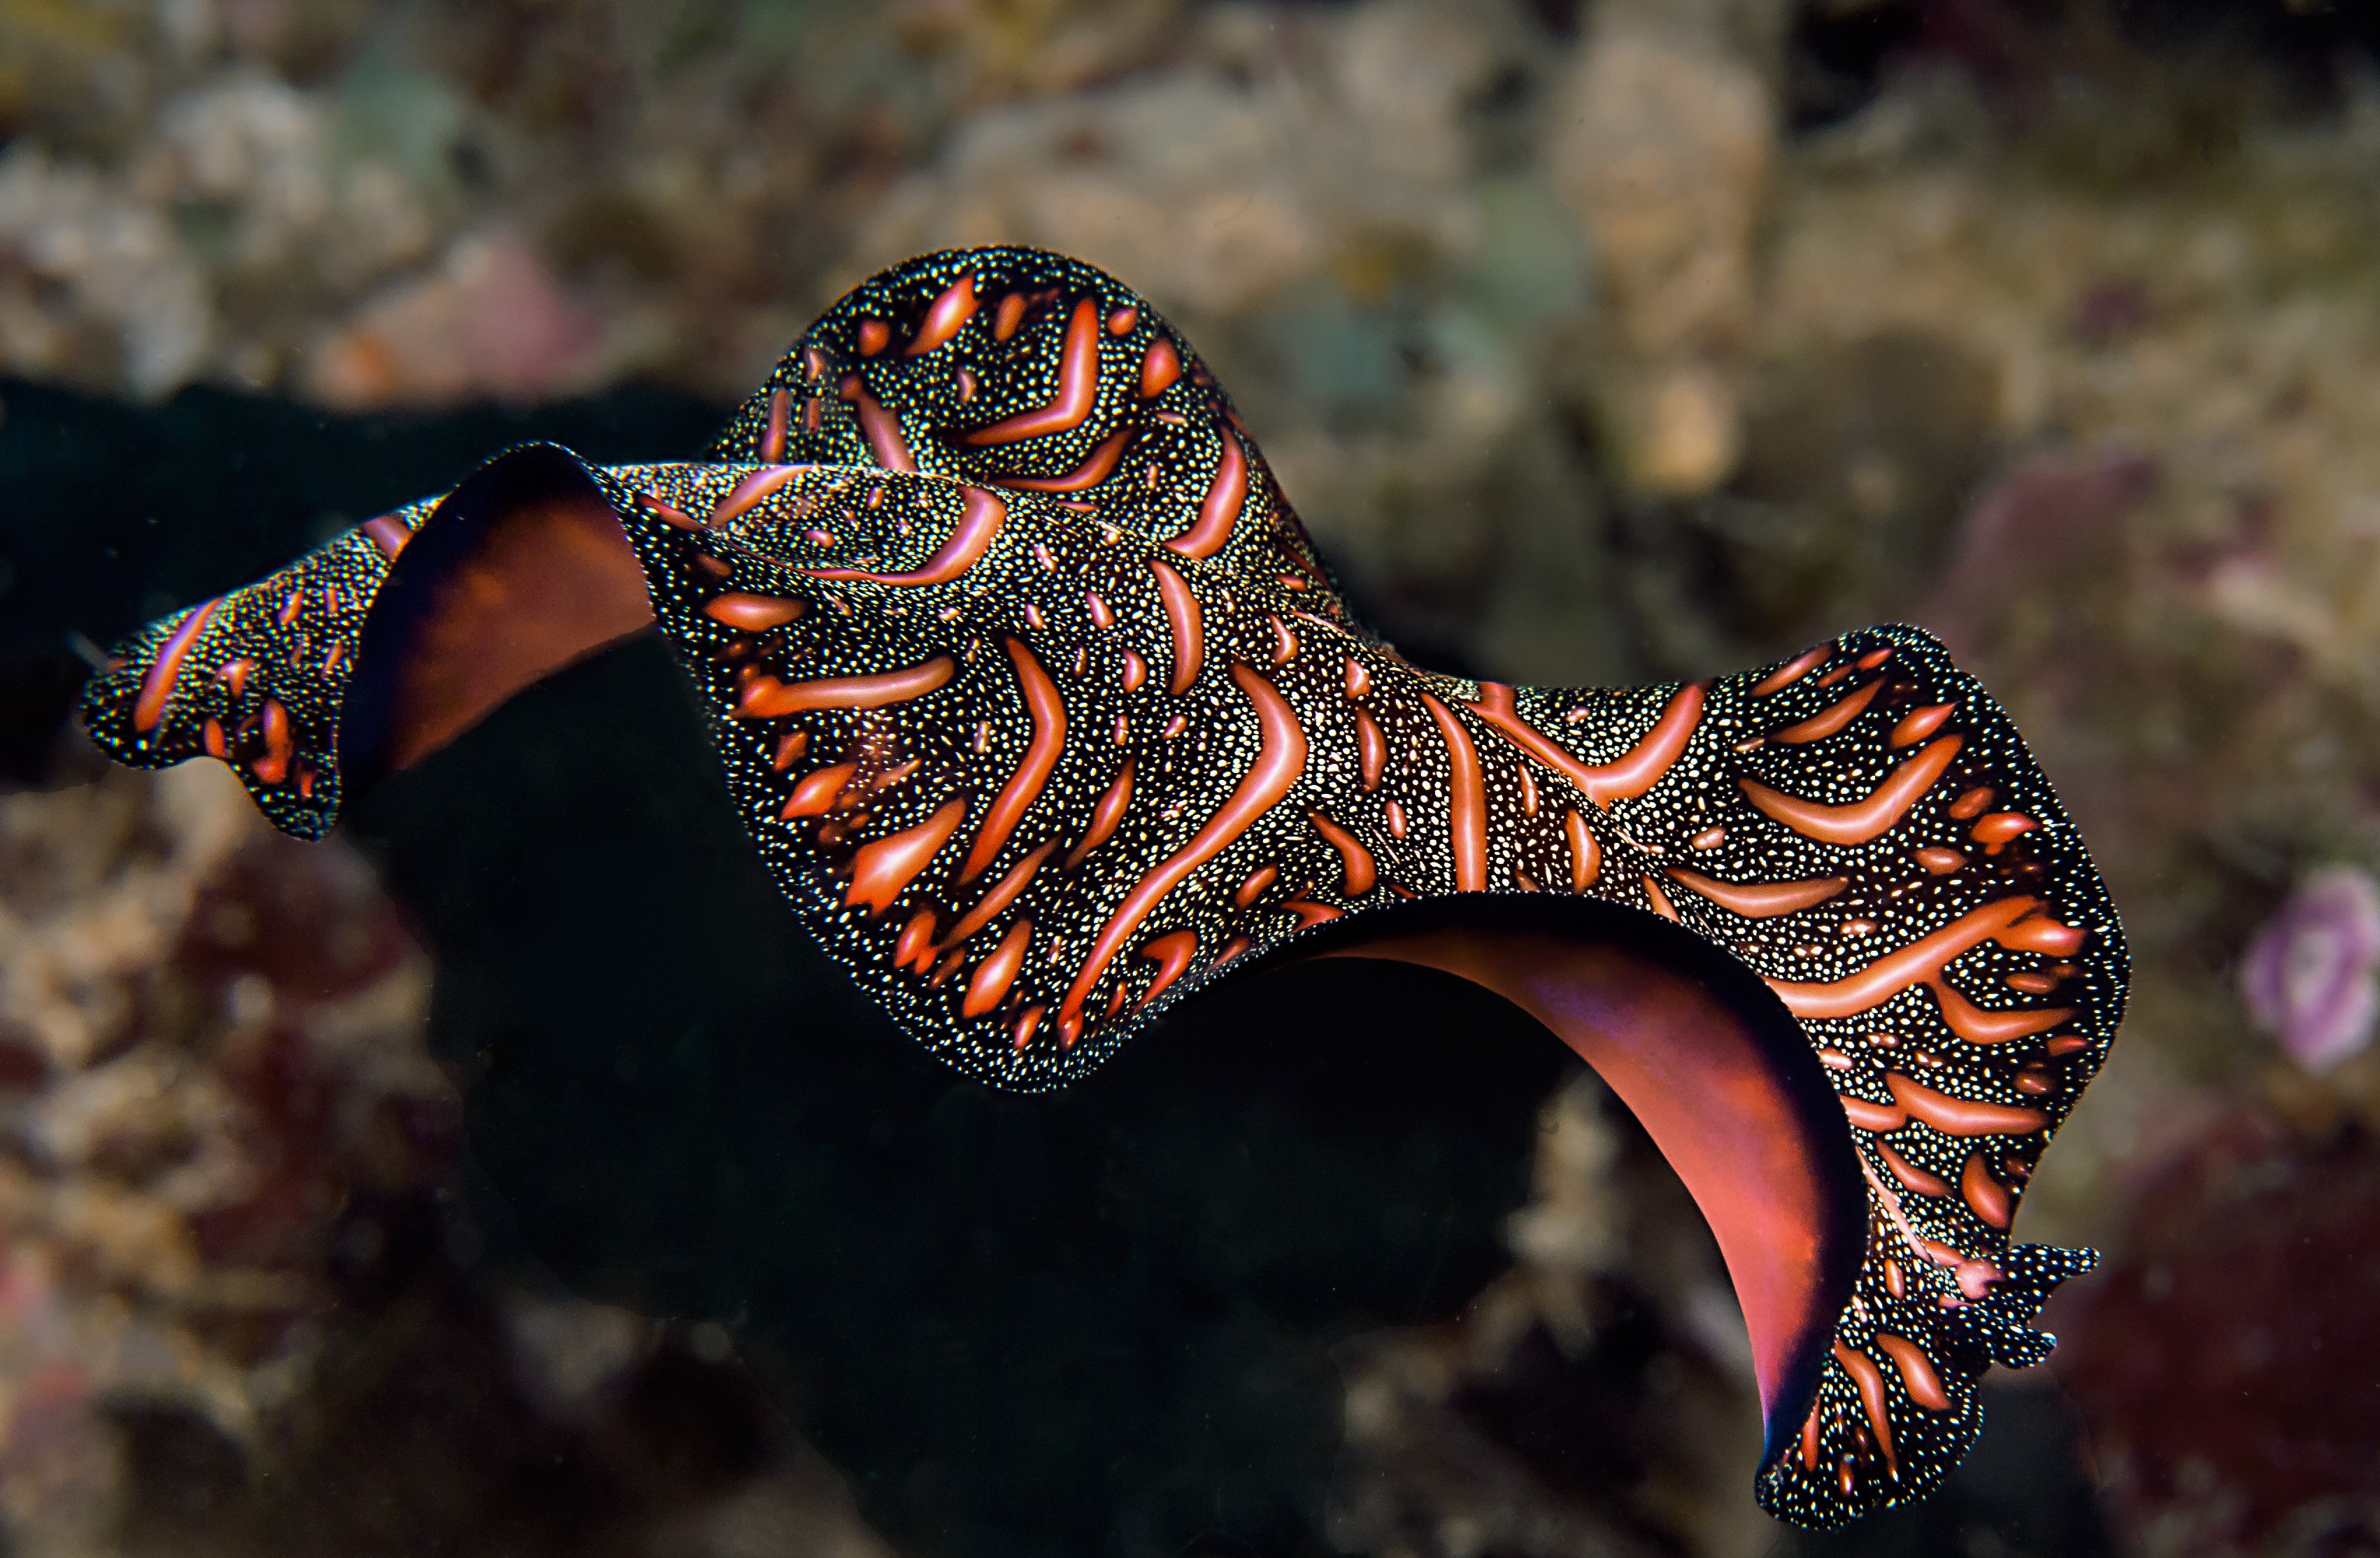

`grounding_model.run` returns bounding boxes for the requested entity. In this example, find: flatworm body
[78,246,2126,1528]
